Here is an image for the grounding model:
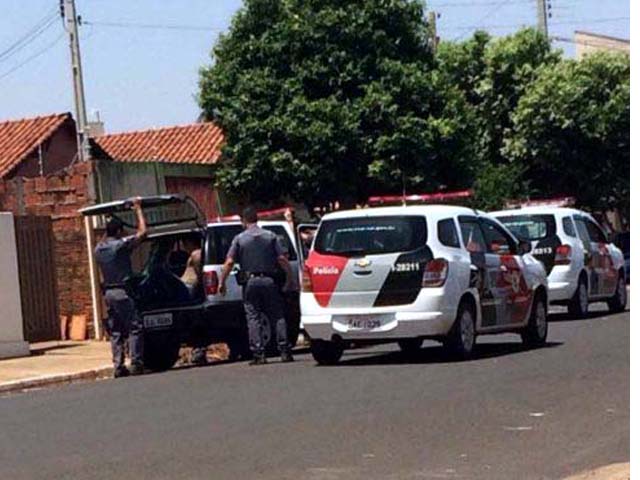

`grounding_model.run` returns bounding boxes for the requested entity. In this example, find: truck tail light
[422,258,448,287]
[555,244,572,265]
[302,265,312,292]
[204,270,219,295]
